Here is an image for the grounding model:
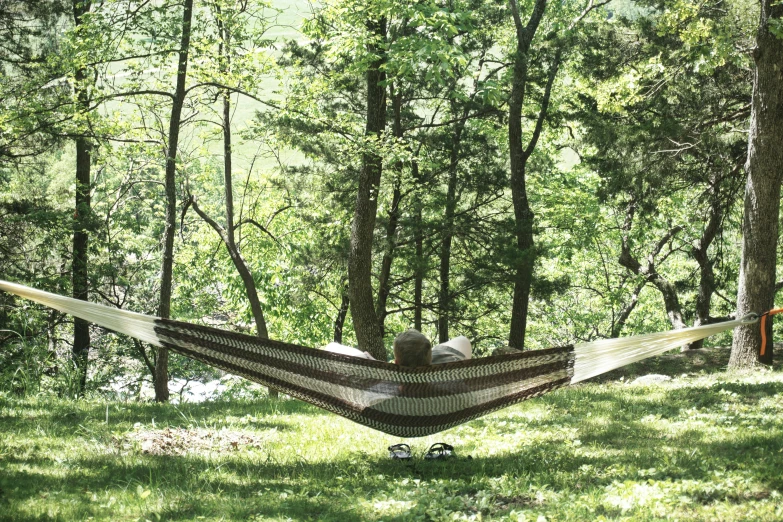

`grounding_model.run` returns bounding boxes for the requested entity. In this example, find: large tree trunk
[506,34,534,350]
[72,135,91,394]
[71,0,92,395]
[506,0,549,349]
[730,0,783,368]
[157,0,194,402]
[348,17,387,360]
